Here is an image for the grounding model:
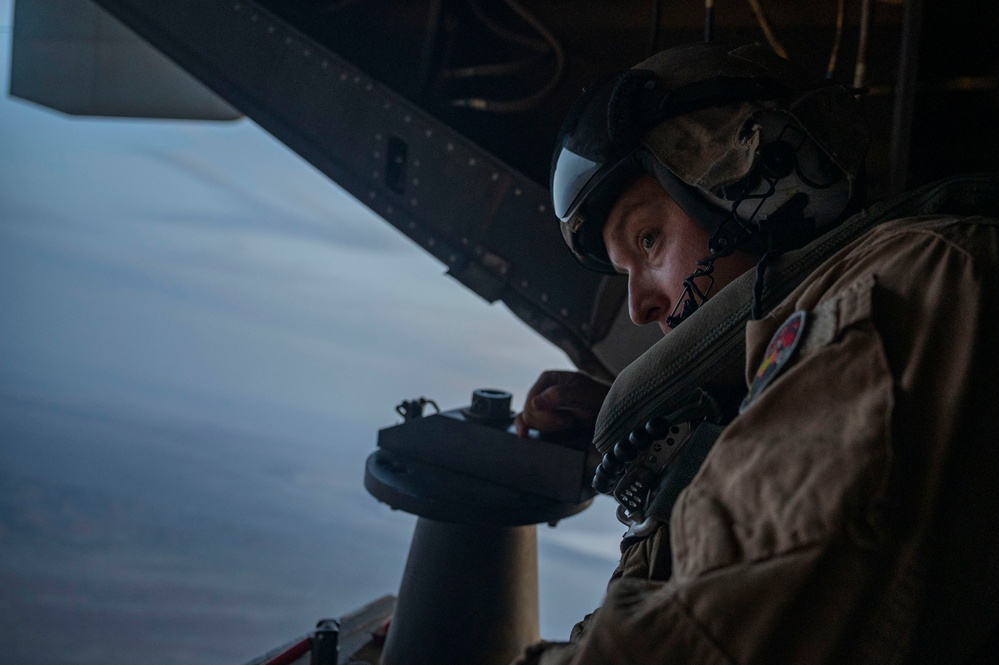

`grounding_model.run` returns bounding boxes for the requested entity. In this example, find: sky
[0,2,625,662]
